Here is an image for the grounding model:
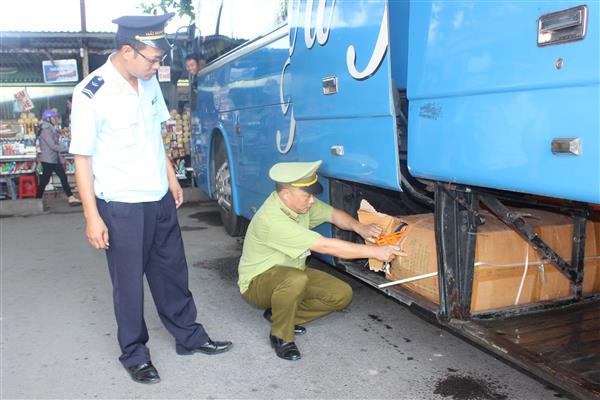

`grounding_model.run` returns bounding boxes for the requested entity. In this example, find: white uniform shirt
[70,55,170,203]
